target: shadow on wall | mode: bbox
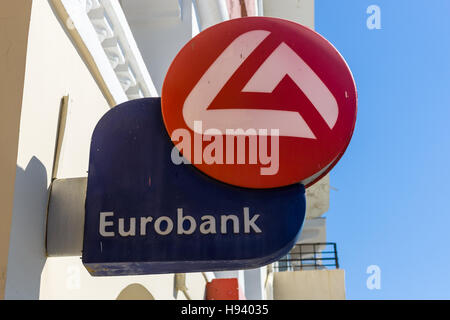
[5,157,48,299]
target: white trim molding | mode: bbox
[59,0,157,104]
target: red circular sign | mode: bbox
[161,17,357,189]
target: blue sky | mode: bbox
[316,0,450,299]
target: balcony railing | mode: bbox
[273,243,339,272]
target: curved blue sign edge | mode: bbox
[82,98,306,276]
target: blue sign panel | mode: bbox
[82,98,306,276]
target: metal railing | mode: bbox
[273,243,339,272]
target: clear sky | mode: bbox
[316,0,450,299]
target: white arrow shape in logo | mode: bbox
[182,30,338,139]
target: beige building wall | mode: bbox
[0,0,33,300]
[39,257,207,300]
[263,0,314,28]
[4,0,110,299]
[273,269,346,300]
[3,0,208,300]
[117,283,155,300]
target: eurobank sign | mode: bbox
[82,99,306,276]
[82,17,357,276]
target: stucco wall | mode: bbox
[4,1,208,300]
[121,0,194,94]
[263,0,314,28]
[4,0,111,299]
[273,269,346,300]
[39,257,207,300]
[0,0,33,300]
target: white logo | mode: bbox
[182,30,339,139]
